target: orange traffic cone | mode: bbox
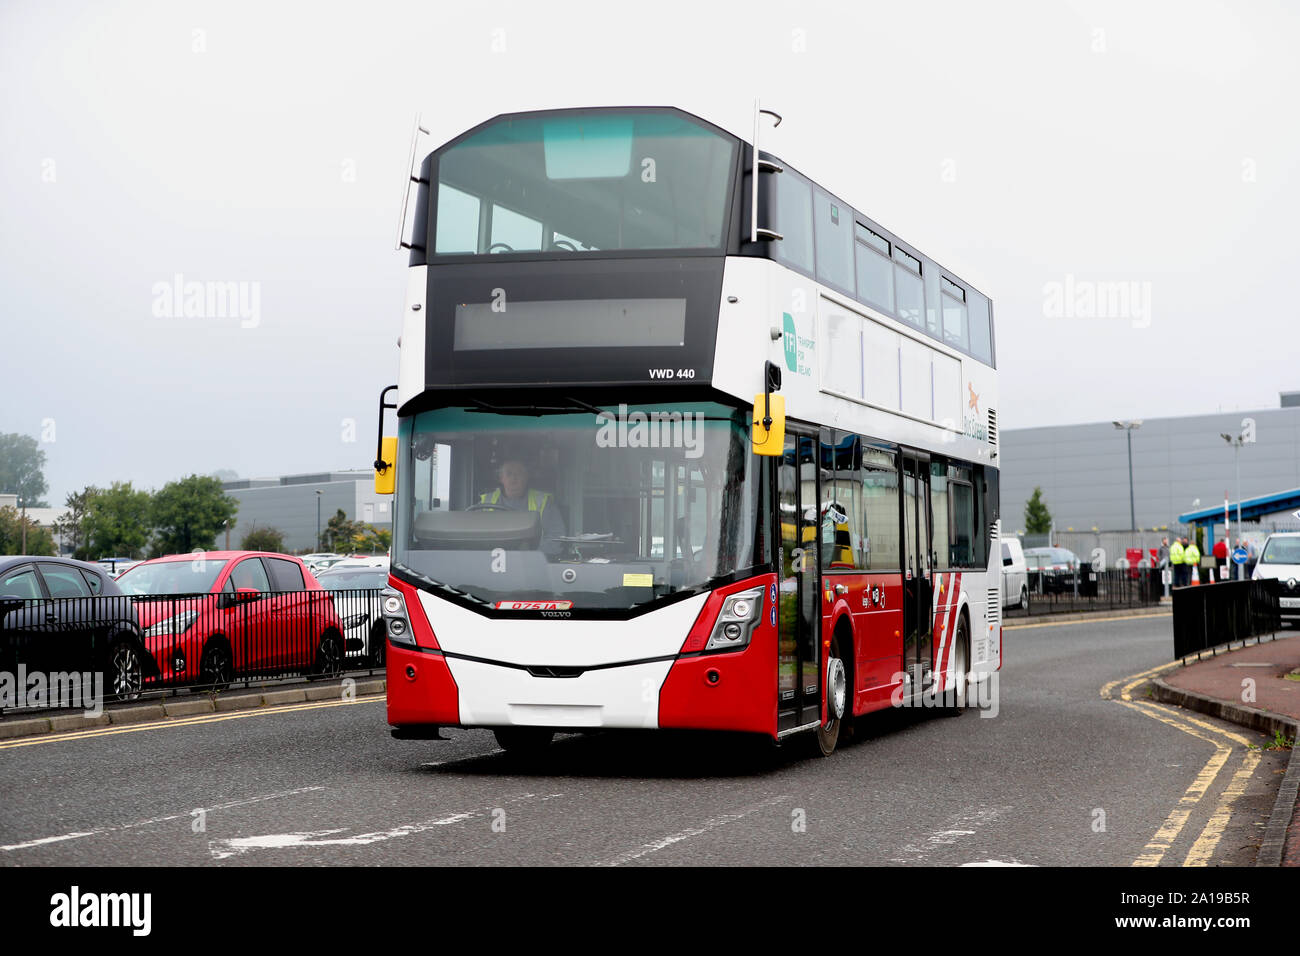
[1191,567,1200,585]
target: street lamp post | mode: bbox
[1220,431,1246,578]
[315,490,323,552]
[1113,420,1143,532]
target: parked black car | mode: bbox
[1024,547,1081,594]
[0,556,151,704]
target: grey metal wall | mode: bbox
[222,473,393,552]
[1001,406,1300,534]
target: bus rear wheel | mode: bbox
[941,617,970,717]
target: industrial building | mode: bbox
[1000,394,1300,541]
[221,471,392,553]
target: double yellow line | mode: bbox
[1101,663,1260,867]
[0,694,386,750]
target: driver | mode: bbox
[480,458,565,553]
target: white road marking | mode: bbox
[207,792,560,860]
[889,806,1012,863]
[599,795,789,867]
[0,785,327,852]
[961,859,1035,867]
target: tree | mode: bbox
[83,482,152,559]
[324,509,366,553]
[361,526,392,553]
[0,506,55,556]
[54,486,100,559]
[150,474,238,556]
[241,526,286,553]
[1024,487,1053,535]
[0,432,49,507]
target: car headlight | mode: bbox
[705,587,765,652]
[144,611,199,637]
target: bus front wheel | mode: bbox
[813,635,847,757]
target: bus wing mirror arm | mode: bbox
[374,384,399,494]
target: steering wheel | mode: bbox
[465,502,512,512]
[487,242,514,254]
[552,239,578,251]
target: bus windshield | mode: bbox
[393,401,762,611]
[433,110,737,255]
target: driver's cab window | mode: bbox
[411,435,451,520]
[671,462,712,567]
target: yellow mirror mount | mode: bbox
[374,436,397,495]
[752,361,785,456]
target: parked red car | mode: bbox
[115,551,343,687]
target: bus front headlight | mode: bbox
[705,587,765,652]
[381,588,415,647]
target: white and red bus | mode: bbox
[376,106,1001,755]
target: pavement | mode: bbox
[1148,630,1300,867]
[0,678,387,740]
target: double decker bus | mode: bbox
[376,106,1000,756]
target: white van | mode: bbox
[1001,538,1029,610]
[1252,532,1300,622]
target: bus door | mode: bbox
[777,430,823,732]
[902,454,933,695]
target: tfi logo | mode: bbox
[783,312,798,372]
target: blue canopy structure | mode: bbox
[1177,488,1300,550]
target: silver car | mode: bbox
[315,564,390,664]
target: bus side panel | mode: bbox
[853,573,906,715]
[658,617,778,736]
[931,571,962,693]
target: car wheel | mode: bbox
[812,634,847,757]
[1019,585,1029,612]
[199,640,233,691]
[312,631,343,678]
[109,639,144,701]
[369,621,387,668]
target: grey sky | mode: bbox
[2,0,1297,505]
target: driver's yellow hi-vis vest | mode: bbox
[481,488,552,514]
[1169,542,1184,565]
[1184,543,1201,565]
